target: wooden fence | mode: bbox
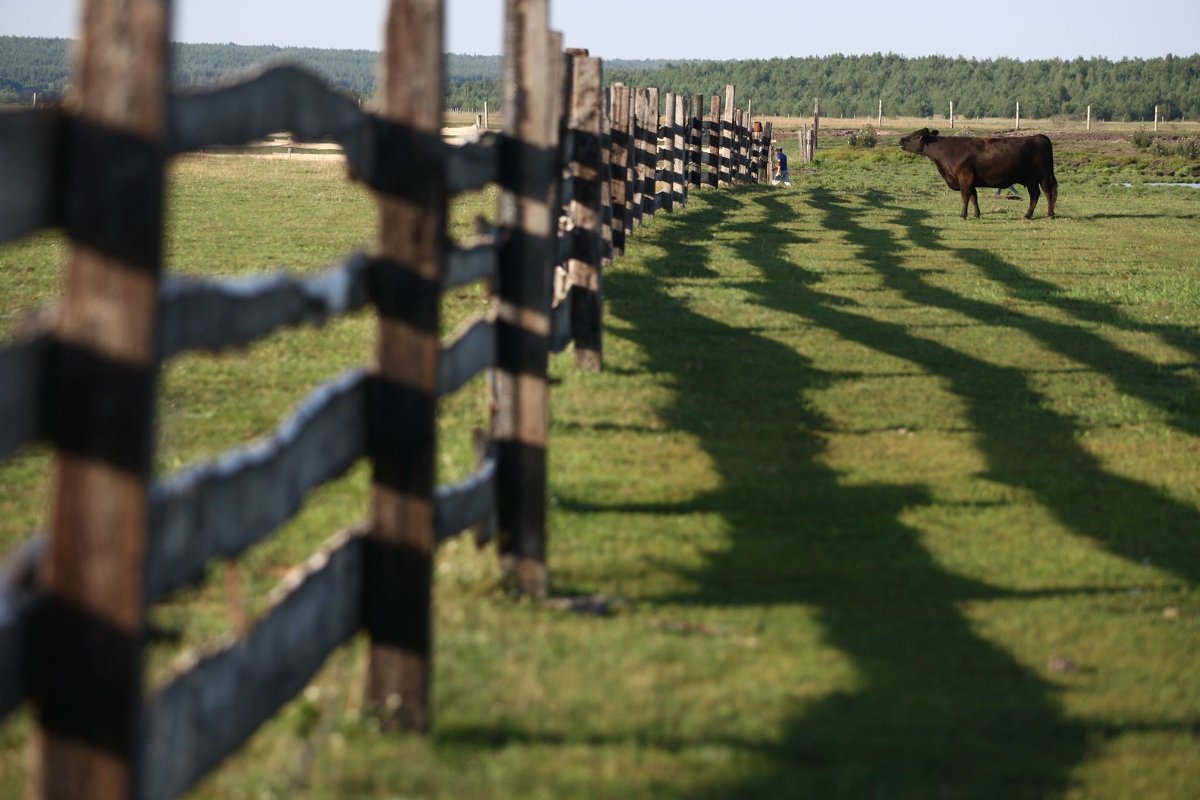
[0,1,773,798]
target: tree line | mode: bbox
[3,36,1197,122]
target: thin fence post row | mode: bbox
[629,88,644,231]
[641,88,659,220]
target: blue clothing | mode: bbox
[777,152,788,171]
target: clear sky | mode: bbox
[2,0,1197,61]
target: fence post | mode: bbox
[1015,101,1020,130]
[707,95,720,187]
[495,0,561,598]
[600,107,613,266]
[32,0,169,796]
[1086,104,1091,131]
[661,92,675,212]
[812,97,820,154]
[1154,105,1159,132]
[608,83,630,256]
[878,98,882,127]
[633,88,650,221]
[950,100,955,129]
[762,121,774,183]
[362,0,446,733]
[674,93,687,205]
[642,88,659,217]
[565,50,604,371]
[629,89,644,231]
[689,93,703,189]
[721,85,735,185]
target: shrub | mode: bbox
[1177,138,1200,160]
[1131,127,1153,148]
[848,125,878,149]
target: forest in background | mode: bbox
[2,36,1198,121]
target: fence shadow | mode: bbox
[808,188,1200,587]
[594,187,1088,798]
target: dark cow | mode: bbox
[899,128,1058,220]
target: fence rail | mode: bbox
[0,0,774,796]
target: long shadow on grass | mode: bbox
[804,188,1200,586]
[883,193,1200,421]
[596,188,1087,798]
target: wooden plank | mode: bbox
[167,65,363,153]
[433,454,497,543]
[363,0,446,733]
[438,316,496,396]
[146,370,368,603]
[141,529,363,800]
[565,52,604,371]
[157,252,371,360]
[445,235,500,290]
[494,0,561,598]
[445,131,501,194]
[689,93,703,188]
[0,334,51,461]
[35,1,170,796]
[0,537,44,723]
[0,110,61,244]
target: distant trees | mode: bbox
[2,36,1197,122]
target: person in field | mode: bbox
[772,146,791,187]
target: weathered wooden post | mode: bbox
[630,89,644,231]
[638,88,658,220]
[707,95,720,187]
[762,121,774,183]
[812,96,820,153]
[599,99,613,266]
[608,83,631,256]
[1154,105,1159,132]
[878,98,882,126]
[363,0,446,733]
[674,93,687,205]
[34,0,169,795]
[1015,101,1021,130]
[661,92,676,212]
[624,88,637,237]
[720,85,735,186]
[950,100,955,129]
[564,50,604,370]
[690,93,703,188]
[1086,104,1091,131]
[494,0,561,598]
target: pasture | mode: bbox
[1,130,1198,798]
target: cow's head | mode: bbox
[899,128,939,154]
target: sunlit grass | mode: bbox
[2,134,1199,799]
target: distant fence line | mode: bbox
[0,2,775,799]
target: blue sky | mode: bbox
[2,0,1197,61]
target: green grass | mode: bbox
[2,135,1200,798]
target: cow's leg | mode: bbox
[959,186,970,219]
[1024,183,1041,220]
[1044,178,1058,218]
[968,186,980,218]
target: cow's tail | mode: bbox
[1043,136,1059,209]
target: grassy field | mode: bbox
[1,129,1199,798]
